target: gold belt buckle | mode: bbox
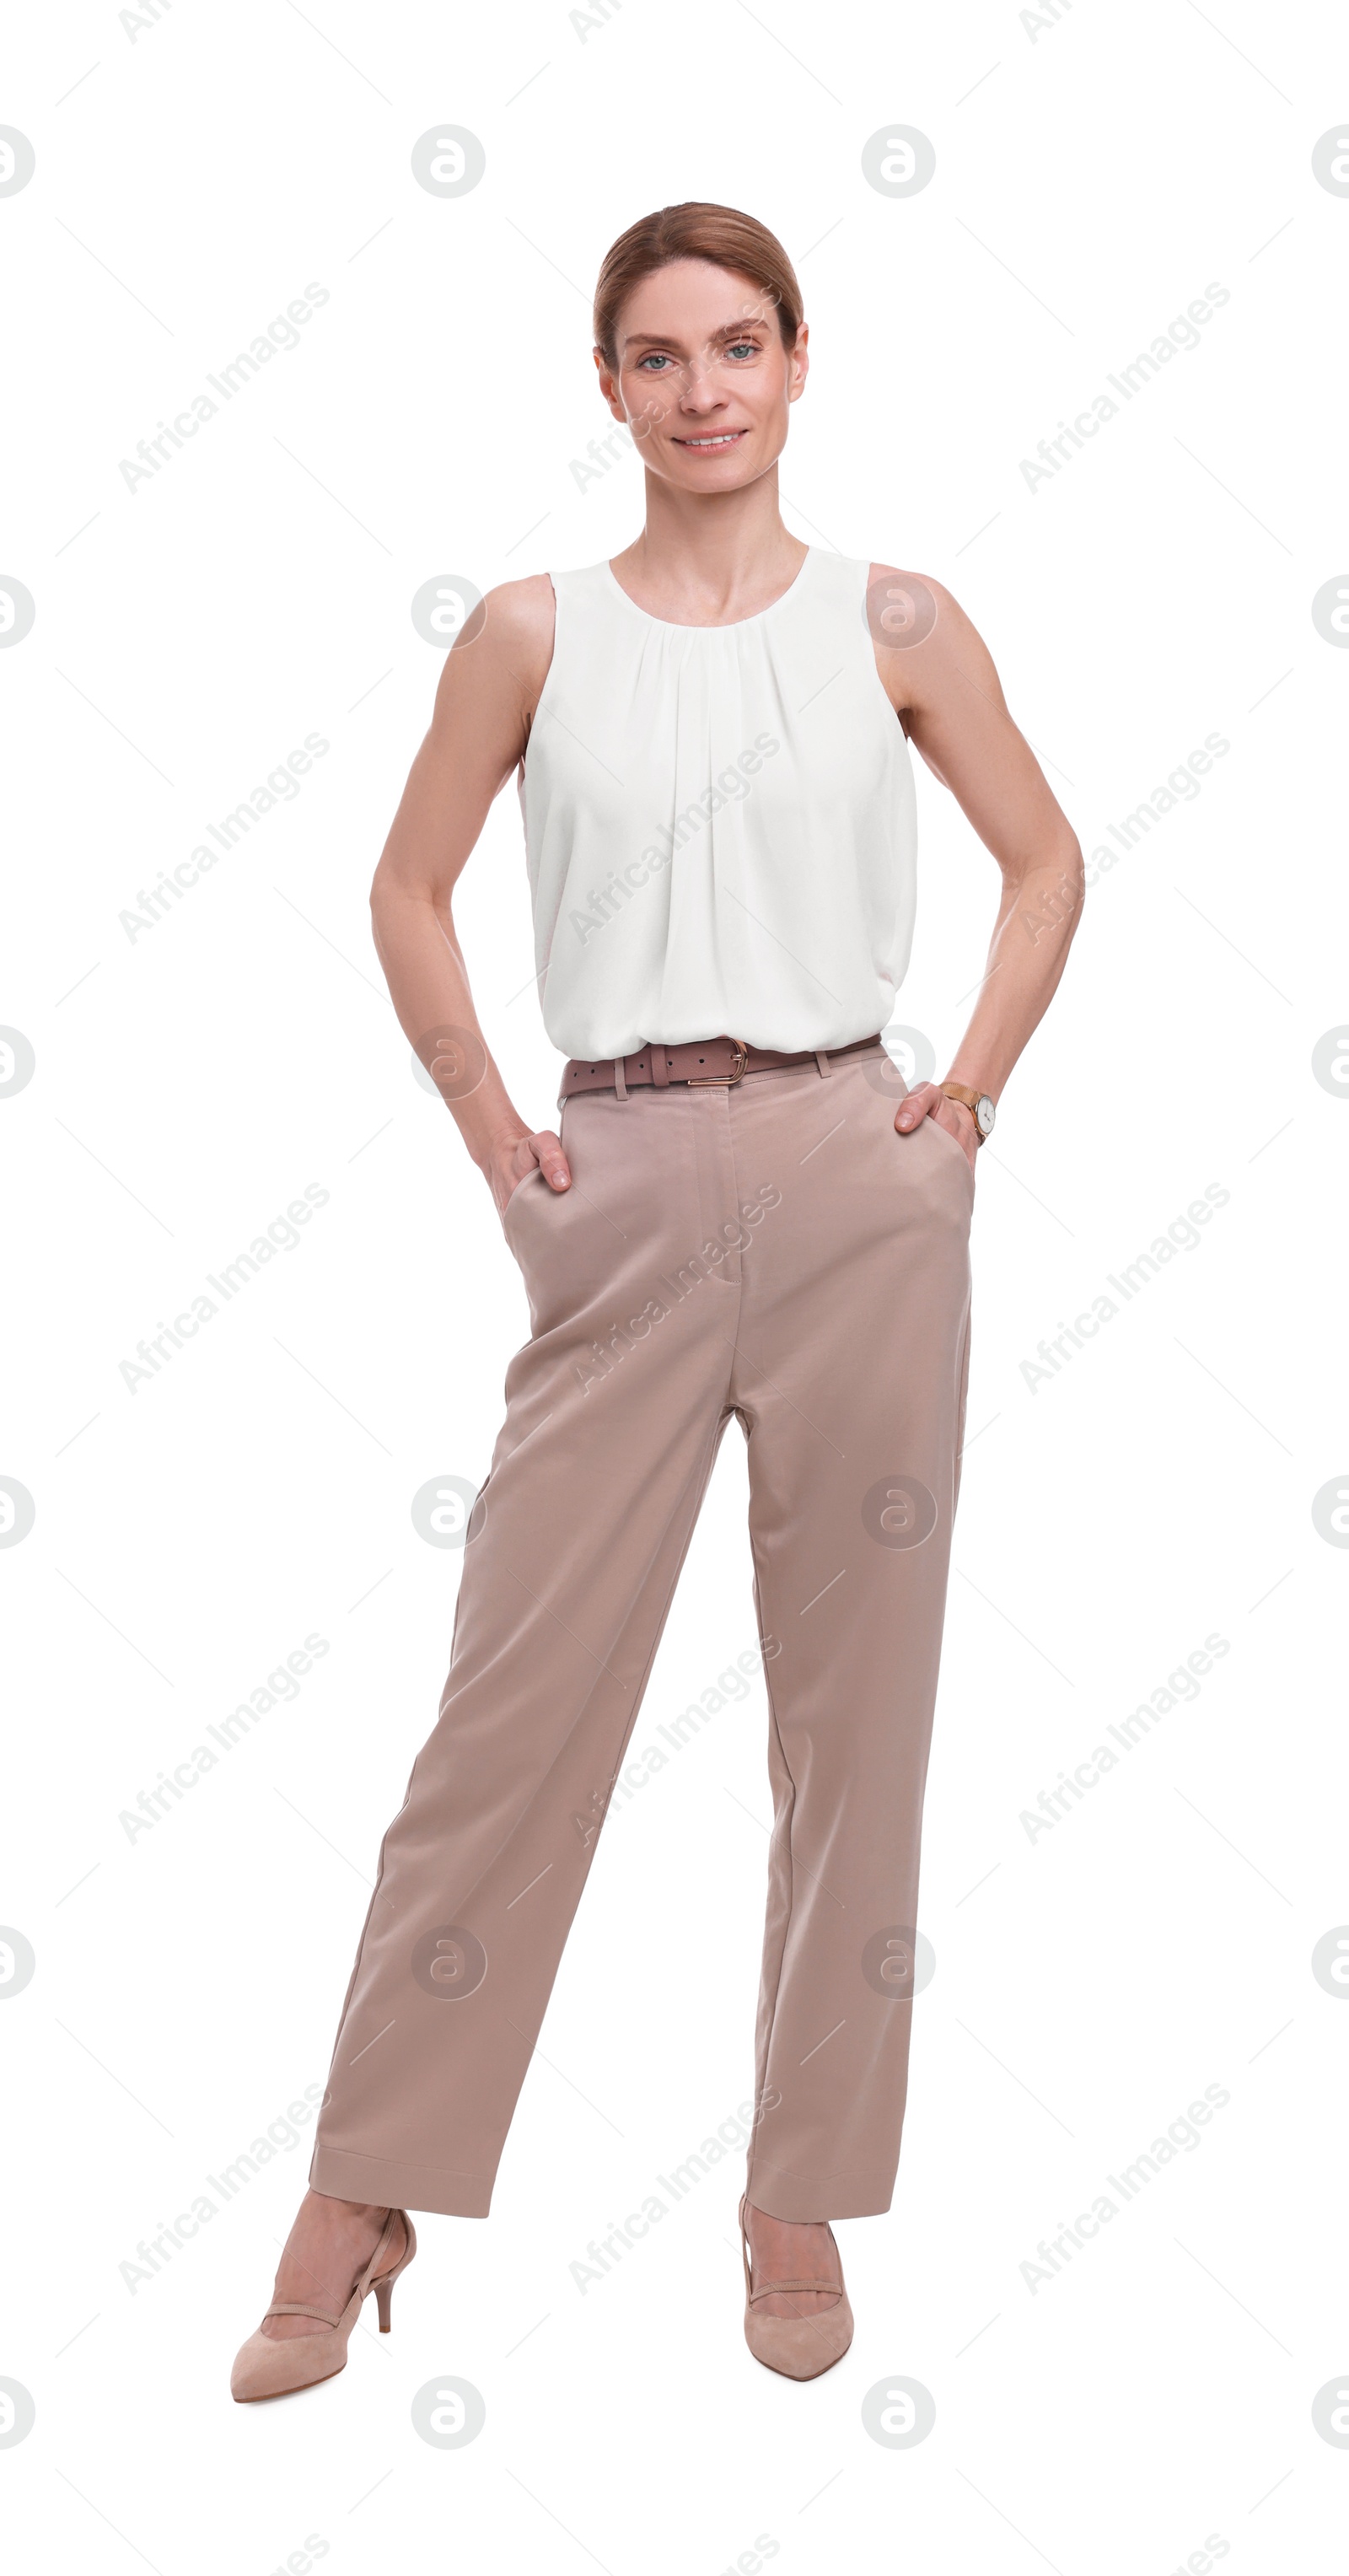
[688,1036,750,1086]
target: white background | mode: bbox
[3,2,1346,2569]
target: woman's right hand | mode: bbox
[490,1127,571,1218]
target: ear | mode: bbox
[593,345,626,426]
[787,320,809,403]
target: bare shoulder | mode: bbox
[865,562,1000,715]
[476,572,556,697]
[428,571,556,738]
[865,562,981,649]
[481,570,556,658]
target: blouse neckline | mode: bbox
[600,547,814,633]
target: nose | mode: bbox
[677,364,727,417]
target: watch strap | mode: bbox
[939,1082,992,1145]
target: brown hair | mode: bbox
[593,202,803,369]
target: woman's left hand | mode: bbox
[894,1081,979,1172]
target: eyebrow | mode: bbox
[621,319,771,353]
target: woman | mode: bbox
[231,201,1083,2396]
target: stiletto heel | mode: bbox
[230,2209,417,2401]
[739,2192,853,2381]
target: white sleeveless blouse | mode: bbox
[519,548,917,1060]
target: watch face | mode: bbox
[976,1094,996,1136]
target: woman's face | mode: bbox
[596,258,808,492]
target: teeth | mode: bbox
[682,433,741,447]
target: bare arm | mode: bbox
[869,566,1085,1164]
[369,573,573,1213]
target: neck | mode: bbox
[616,466,806,622]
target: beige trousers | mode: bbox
[309,1043,973,2221]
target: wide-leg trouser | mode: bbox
[309,1045,973,2221]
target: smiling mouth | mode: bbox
[672,429,748,450]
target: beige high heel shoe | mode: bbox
[739,2193,854,2380]
[230,2208,417,2402]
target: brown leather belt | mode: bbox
[560,1032,884,1099]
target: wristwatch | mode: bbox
[939,1081,996,1143]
